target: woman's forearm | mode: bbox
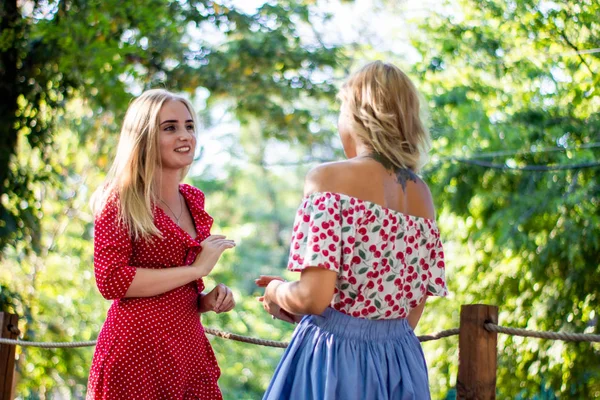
[271,281,322,315]
[124,266,199,298]
[272,281,310,315]
[267,269,337,316]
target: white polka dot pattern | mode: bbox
[87,184,222,400]
[288,192,448,320]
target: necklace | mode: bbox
[160,193,184,226]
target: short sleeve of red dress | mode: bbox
[93,198,137,300]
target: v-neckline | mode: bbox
[157,186,198,241]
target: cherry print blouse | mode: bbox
[288,192,448,320]
[87,184,223,400]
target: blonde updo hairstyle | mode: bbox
[337,61,431,172]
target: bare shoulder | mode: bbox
[407,175,432,197]
[304,161,351,196]
[405,176,436,220]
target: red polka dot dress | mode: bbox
[87,184,222,400]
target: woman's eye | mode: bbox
[187,125,195,131]
[164,125,175,131]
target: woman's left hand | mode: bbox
[255,275,285,288]
[200,283,235,313]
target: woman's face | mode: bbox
[157,100,196,170]
[337,101,357,158]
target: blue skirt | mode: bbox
[263,308,431,400]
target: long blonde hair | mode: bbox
[337,61,431,172]
[91,89,197,239]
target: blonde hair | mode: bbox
[337,61,431,172]
[91,89,197,239]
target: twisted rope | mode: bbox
[485,323,600,343]
[417,328,460,342]
[203,328,288,348]
[2,324,597,349]
[0,327,460,349]
[0,338,97,348]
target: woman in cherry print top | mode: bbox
[257,61,448,400]
[87,89,235,400]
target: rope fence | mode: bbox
[0,327,461,348]
[2,306,599,399]
[418,328,459,342]
[484,323,600,343]
[1,323,598,349]
[0,338,97,349]
[203,327,288,348]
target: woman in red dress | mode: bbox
[87,89,236,399]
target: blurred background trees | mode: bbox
[1,0,598,398]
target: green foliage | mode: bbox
[1,1,343,398]
[412,1,600,398]
[2,0,600,399]
[0,0,342,254]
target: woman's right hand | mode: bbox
[255,275,302,324]
[192,235,236,278]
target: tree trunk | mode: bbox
[0,0,22,234]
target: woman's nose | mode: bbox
[178,131,189,140]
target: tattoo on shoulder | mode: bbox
[366,152,418,191]
[394,168,418,192]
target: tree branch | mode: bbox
[559,30,594,77]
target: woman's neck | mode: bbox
[155,168,182,203]
[353,142,372,159]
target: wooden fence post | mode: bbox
[0,313,19,400]
[457,304,498,400]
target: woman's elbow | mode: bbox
[95,275,129,300]
[305,303,329,315]
[295,269,337,315]
[95,265,135,300]
[98,289,117,300]
[300,296,332,315]
[97,284,125,300]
